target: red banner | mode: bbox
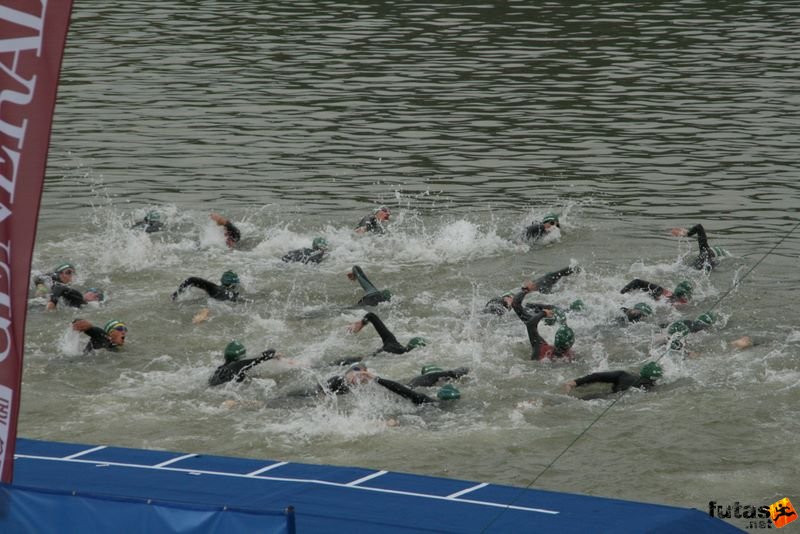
[0,0,73,482]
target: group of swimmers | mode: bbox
[31,207,749,405]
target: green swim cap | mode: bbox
[554,326,575,350]
[673,281,693,299]
[421,365,443,375]
[224,341,246,362]
[381,289,393,301]
[640,362,663,380]
[103,319,127,334]
[220,271,240,286]
[312,237,328,250]
[407,337,427,350]
[697,311,716,326]
[633,302,653,316]
[145,210,162,223]
[667,321,690,337]
[542,213,559,225]
[569,299,585,312]
[437,384,461,401]
[55,262,75,273]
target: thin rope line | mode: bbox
[479,219,800,533]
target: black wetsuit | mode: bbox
[532,266,578,294]
[483,296,510,316]
[407,368,469,388]
[224,221,241,246]
[49,283,87,308]
[319,375,436,405]
[659,319,710,334]
[619,279,687,304]
[687,224,718,271]
[352,265,389,306]
[131,220,164,233]
[511,291,567,360]
[208,350,276,386]
[574,371,656,393]
[172,278,239,302]
[360,312,408,354]
[282,247,325,264]
[355,214,385,234]
[80,327,119,353]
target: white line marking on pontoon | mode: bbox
[447,482,488,499]
[154,454,197,468]
[61,446,106,460]
[345,470,387,486]
[246,462,288,476]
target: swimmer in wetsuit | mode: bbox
[620,279,692,305]
[72,318,127,353]
[308,364,460,405]
[208,341,279,386]
[346,312,426,355]
[523,213,560,242]
[210,212,241,248]
[355,206,391,234]
[282,237,329,264]
[348,265,392,306]
[46,285,104,311]
[33,262,76,296]
[484,267,580,316]
[131,210,165,233]
[564,361,663,396]
[406,365,470,388]
[511,289,575,361]
[671,224,724,271]
[171,270,241,302]
[617,302,654,325]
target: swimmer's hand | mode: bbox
[192,308,210,324]
[563,380,577,393]
[71,319,92,332]
[347,320,365,334]
[210,212,228,226]
[671,227,689,237]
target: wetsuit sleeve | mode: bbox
[353,265,379,294]
[82,327,113,352]
[535,267,577,294]
[281,249,304,263]
[362,312,399,346]
[511,290,534,322]
[223,221,241,244]
[620,278,664,298]
[483,297,507,316]
[375,377,436,405]
[687,224,710,252]
[524,222,545,241]
[407,368,469,388]
[131,220,146,230]
[687,224,716,269]
[174,277,220,298]
[523,310,548,360]
[325,375,351,395]
[574,371,637,392]
[231,350,277,382]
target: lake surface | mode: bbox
[23,1,800,529]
